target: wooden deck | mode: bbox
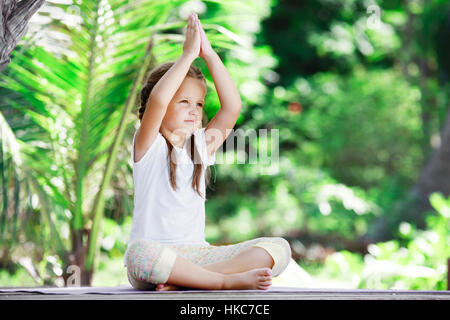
[1,286,449,300]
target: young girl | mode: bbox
[124,13,292,291]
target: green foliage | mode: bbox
[0,268,36,287]
[246,67,424,189]
[302,68,424,187]
[99,216,132,259]
[315,192,449,290]
[93,255,128,287]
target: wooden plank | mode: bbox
[1,289,449,300]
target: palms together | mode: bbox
[183,13,200,57]
[195,15,214,59]
[184,13,214,59]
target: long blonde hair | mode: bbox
[138,62,213,199]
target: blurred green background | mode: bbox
[0,0,449,290]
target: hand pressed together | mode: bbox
[183,13,214,60]
[195,14,214,59]
[183,13,201,59]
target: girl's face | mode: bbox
[161,77,206,137]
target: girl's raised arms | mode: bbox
[134,14,200,163]
[193,15,242,159]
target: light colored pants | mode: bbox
[125,237,292,290]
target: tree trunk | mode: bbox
[410,107,450,217]
[0,0,45,72]
[60,227,93,286]
[368,107,450,242]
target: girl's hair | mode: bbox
[138,62,212,199]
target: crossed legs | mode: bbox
[126,237,291,291]
[159,252,273,291]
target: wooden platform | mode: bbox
[1,285,449,300]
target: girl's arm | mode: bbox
[136,14,200,154]
[195,16,242,158]
[149,13,200,107]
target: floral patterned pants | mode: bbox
[124,237,292,290]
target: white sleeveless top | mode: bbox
[124,127,215,267]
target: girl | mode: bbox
[124,13,292,291]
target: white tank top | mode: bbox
[124,127,215,267]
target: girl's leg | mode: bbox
[198,237,292,277]
[154,244,216,291]
[126,239,272,290]
[165,253,272,290]
[202,246,274,274]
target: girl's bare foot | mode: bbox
[155,268,272,291]
[155,283,182,291]
[223,267,272,290]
